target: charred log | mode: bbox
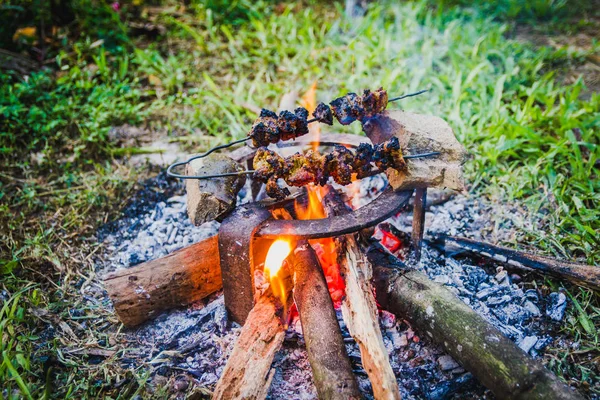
[323,190,401,400]
[212,288,292,400]
[432,235,600,292]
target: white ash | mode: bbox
[98,175,567,399]
[101,195,219,272]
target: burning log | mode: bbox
[104,235,222,327]
[433,235,600,292]
[290,240,361,400]
[368,245,582,400]
[322,191,401,400]
[212,288,292,400]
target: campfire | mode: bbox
[103,89,583,399]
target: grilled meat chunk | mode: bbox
[330,92,364,125]
[253,147,285,181]
[284,150,325,187]
[372,137,406,171]
[250,109,280,147]
[352,142,375,178]
[361,87,388,117]
[313,102,334,125]
[266,177,290,200]
[324,145,355,185]
[278,107,310,141]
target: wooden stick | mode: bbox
[212,288,291,400]
[291,241,361,400]
[104,235,222,327]
[368,244,583,400]
[323,192,401,400]
[411,188,427,262]
[433,236,600,292]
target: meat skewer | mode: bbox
[249,87,423,147]
[167,88,427,180]
[252,137,429,200]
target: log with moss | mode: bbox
[368,244,582,400]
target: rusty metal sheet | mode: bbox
[218,205,272,324]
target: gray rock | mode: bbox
[475,286,502,300]
[523,300,541,317]
[487,295,511,307]
[437,355,460,371]
[546,292,567,321]
[494,270,509,285]
[524,289,539,301]
[518,336,538,353]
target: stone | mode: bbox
[437,355,460,371]
[475,286,502,300]
[362,110,467,191]
[546,292,567,321]
[523,300,541,317]
[518,336,538,354]
[185,154,246,226]
[524,289,539,301]
[494,270,509,285]
[487,295,511,307]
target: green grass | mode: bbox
[0,0,598,398]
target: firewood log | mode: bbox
[104,235,222,327]
[323,191,401,400]
[368,244,583,400]
[212,287,292,400]
[290,241,361,400]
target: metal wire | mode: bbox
[388,89,429,102]
[178,151,441,180]
[167,89,430,180]
[166,136,250,179]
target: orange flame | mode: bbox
[264,239,292,305]
[295,185,346,306]
[300,81,321,152]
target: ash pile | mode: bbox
[97,183,571,400]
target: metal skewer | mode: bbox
[167,89,429,179]
[176,151,441,180]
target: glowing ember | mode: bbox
[295,185,346,306]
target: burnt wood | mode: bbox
[411,188,427,261]
[104,235,222,327]
[290,241,361,399]
[323,191,402,400]
[368,244,583,400]
[212,288,292,400]
[434,236,600,292]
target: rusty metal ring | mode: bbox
[255,187,412,239]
